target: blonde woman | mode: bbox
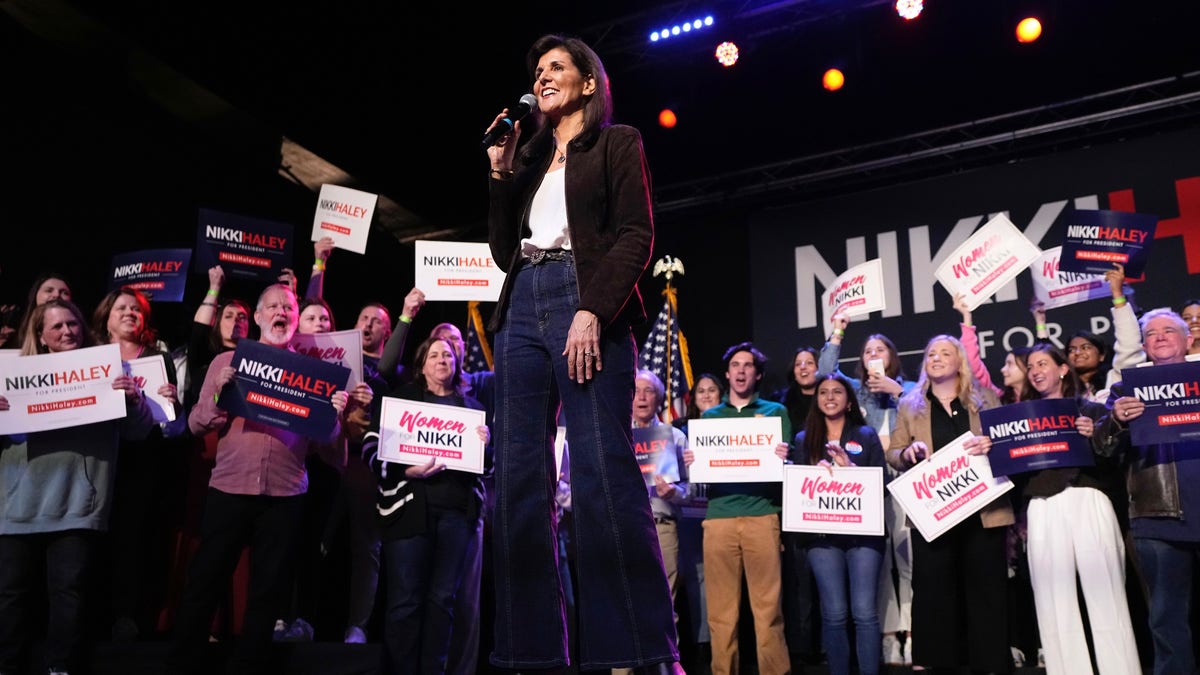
[886,335,1014,673]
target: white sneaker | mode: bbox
[902,636,913,666]
[1011,647,1026,667]
[1037,648,1046,667]
[882,634,903,665]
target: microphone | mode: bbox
[481,93,538,149]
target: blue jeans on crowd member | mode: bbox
[1134,537,1200,675]
[807,537,885,675]
[382,505,480,675]
[490,258,679,670]
[0,530,96,674]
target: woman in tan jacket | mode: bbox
[886,334,1014,674]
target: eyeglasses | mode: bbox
[1067,344,1097,354]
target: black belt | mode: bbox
[525,249,573,266]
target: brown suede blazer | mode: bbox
[885,388,1015,528]
[487,124,653,333]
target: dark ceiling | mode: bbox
[9,0,1200,229]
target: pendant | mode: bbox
[557,152,566,164]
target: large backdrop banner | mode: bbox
[749,127,1200,382]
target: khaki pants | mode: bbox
[703,514,790,675]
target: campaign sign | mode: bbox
[220,340,350,438]
[687,416,784,483]
[289,328,364,388]
[935,214,1042,311]
[1057,208,1157,278]
[312,184,376,254]
[822,258,887,331]
[0,344,127,435]
[1122,360,1200,445]
[414,241,507,302]
[1030,246,1109,310]
[377,397,486,474]
[633,424,681,486]
[124,355,176,424]
[195,208,294,283]
[782,465,885,535]
[888,431,1014,542]
[108,248,192,301]
[981,399,1094,476]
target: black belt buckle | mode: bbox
[527,249,571,266]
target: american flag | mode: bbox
[464,301,494,373]
[638,285,694,422]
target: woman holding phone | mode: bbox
[819,312,917,665]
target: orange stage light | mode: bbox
[823,68,845,91]
[658,109,678,128]
[1016,17,1042,43]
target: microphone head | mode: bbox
[517,93,538,114]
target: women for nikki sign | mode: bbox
[980,399,1094,476]
[220,341,350,438]
[782,465,884,535]
[935,215,1041,311]
[687,416,784,483]
[125,355,176,424]
[1122,361,1200,445]
[289,328,364,387]
[887,431,1013,541]
[377,398,486,474]
[0,345,127,434]
[1030,247,1109,310]
[822,258,886,331]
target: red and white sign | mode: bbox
[125,355,176,424]
[290,328,364,387]
[0,344,127,434]
[782,465,885,535]
[377,397,487,474]
[312,184,376,254]
[687,416,784,483]
[414,241,507,302]
[1030,246,1110,310]
[822,258,887,331]
[887,431,1014,541]
[935,214,1042,311]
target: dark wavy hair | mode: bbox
[801,373,868,466]
[1067,329,1109,392]
[517,34,612,169]
[1024,343,1081,401]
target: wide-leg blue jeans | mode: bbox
[490,258,679,670]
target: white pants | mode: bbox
[1027,486,1141,675]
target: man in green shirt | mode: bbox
[686,342,791,675]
